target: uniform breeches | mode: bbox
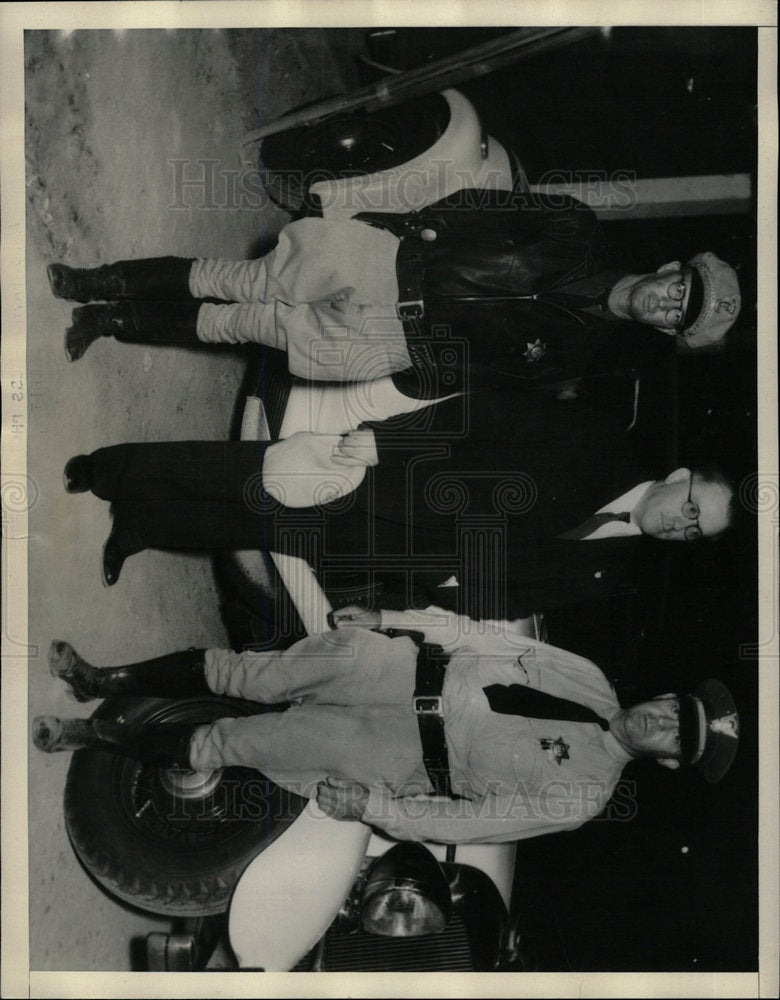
[190,218,411,381]
[191,629,431,797]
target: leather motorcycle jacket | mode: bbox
[354,190,628,396]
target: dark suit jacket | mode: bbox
[402,536,643,620]
[323,390,652,620]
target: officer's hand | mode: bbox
[331,605,381,630]
[316,777,369,821]
[332,430,378,468]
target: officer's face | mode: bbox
[633,468,733,541]
[611,695,681,758]
[626,261,692,332]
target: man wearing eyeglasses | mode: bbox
[604,252,739,346]
[628,465,731,543]
[47,193,742,396]
[62,387,736,616]
[608,267,691,334]
[320,411,737,619]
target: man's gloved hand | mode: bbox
[330,605,381,630]
[331,429,378,468]
[316,776,369,821]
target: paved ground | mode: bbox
[24,27,353,971]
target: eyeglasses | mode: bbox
[664,276,688,331]
[682,472,703,542]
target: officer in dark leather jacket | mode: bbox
[47,191,741,395]
[355,189,639,395]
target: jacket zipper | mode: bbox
[428,292,588,327]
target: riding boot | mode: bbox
[63,454,94,493]
[47,257,195,303]
[48,641,211,702]
[32,715,200,768]
[64,300,202,362]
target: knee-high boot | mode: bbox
[32,715,200,768]
[48,641,212,702]
[48,257,195,303]
[64,300,203,362]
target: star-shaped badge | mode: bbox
[539,736,570,765]
[524,338,546,362]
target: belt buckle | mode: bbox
[397,299,424,321]
[413,695,443,716]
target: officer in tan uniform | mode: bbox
[34,607,739,845]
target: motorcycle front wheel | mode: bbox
[64,695,306,917]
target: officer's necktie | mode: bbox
[556,510,631,540]
[482,684,610,730]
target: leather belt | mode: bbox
[413,641,455,799]
[379,629,455,796]
[352,211,427,322]
[395,237,425,322]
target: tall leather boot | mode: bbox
[32,715,200,767]
[48,641,211,702]
[47,257,195,303]
[64,299,202,362]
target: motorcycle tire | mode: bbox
[63,695,307,917]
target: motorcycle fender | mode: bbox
[228,799,371,970]
[312,89,513,222]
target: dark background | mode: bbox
[365,26,760,972]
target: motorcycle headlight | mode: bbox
[360,843,451,937]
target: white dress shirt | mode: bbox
[586,480,654,539]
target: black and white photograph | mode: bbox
[1,2,777,995]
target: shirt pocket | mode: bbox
[514,651,541,689]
